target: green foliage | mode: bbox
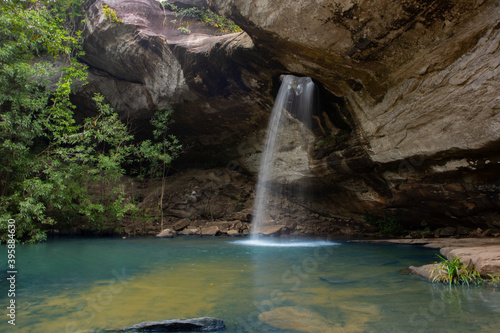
[162,2,242,33]
[137,108,181,230]
[0,0,87,242]
[102,4,123,24]
[431,255,483,287]
[420,220,431,233]
[177,26,191,35]
[138,108,181,178]
[0,1,180,243]
[488,274,500,287]
[363,212,406,236]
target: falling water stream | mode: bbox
[250,75,316,240]
[3,77,499,333]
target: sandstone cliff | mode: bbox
[77,0,500,233]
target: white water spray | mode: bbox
[251,75,316,239]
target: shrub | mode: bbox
[363,212,406,236]
[488,274,500,287]
[102,4,123,23]
[162,2,242,33]
[431,255,483,287]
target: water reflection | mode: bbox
[1,237,499,332]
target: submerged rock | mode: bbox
[319,277,358,286]
[122,317,225,332]
[259,305,378,332]
[258,307,334,332]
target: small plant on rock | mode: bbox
[102,5,123,23]
[431,255,483,287]
[488,274,500,287]
[177,26,191,34]
[161,1,241,33]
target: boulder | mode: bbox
[173,219,191,231]
[178,227,200,235]
[256,225,285,236]
[205,221,232,232]
[165,209,192,219]
[122,317,225,332]
[231,220,243,230]
[201,226,220,236]
[409,264,440,281]
[404,239,500,280]
[439,227,457,237]
[226,229,240,237]
[156,229,176,238]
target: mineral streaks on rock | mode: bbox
[82,0,187,108]
[78,0,500,230]
[350,21,500,163]
[79,0,267,147]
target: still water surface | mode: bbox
[1,237,499,332]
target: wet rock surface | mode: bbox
[258,304,379,332]
[156,228,176,238]
[78,0,272,148]
[116,168,368,238]
[441,245,500,276]
[374,238,500,278]
[121,317,225,332]
[78,0,500,232]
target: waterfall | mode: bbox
[251,75,316,239]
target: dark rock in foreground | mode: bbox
[122,317,225,332]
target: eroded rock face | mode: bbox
[209,0,500,161]
[78,0,500,231]
[441,245,500,276]
[237,117,315,184]
[210,0,500,230]
[78,0,273,147]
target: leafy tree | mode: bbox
[0,0,87,242]
[138,109,181,230]
[0,1,179,242]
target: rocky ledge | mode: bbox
[367,238,500,280]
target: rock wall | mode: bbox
[77,0,500,233]
[78,0,274,147]
[209,0,500,230]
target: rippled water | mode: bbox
[1,237,499,332]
